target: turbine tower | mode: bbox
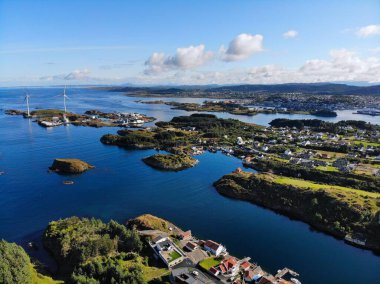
[62,86,69,113]
[24,91,31,117]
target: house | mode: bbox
[172,268,210,284]
[233,167,242,174]
[257,275,277,284]
[284,149,292,156]
[321,153,330,159]
[240,261,251,271]
[262,146,269,152]
[237,137,245,145]
[218,257,239,275]
[179,230,192,240]
[208,267,220,277]
[332,158,349,168]
[185,241,198,251]
[253,141,261,148]
[149,236,185,268]
[204,240,225,256]
[244,270,255,282]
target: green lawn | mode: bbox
[169,250,182,262]
[121,256,169,282]
[315,166,338,172]
[199,257,222,270]
[352,140,380,147]
[273,176,380,198]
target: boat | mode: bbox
[291,278,302,284]
[129,119,145,125]
[28,242,38,250]
[63,180,74,185]
[38,120,63,127]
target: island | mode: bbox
[100,113,263,154]
[143,153,198,171]
[214,171,380,253]
[49,158,94,174]
[138,100,337,117]
[5,108,155,128]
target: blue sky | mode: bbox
[0,0,379,86]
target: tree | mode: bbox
[0,240,33,284]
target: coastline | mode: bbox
[214,172,380,254]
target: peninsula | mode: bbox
[0,214,301,283]
[214,171,380,252]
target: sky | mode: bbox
[0,0,380,86]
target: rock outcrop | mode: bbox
[50,159,94,174]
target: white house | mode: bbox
[204,240,225,256]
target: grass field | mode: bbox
[315,166,338,172]
[273,176,380,198]
[352,140,380,147]
[199,257,222,270]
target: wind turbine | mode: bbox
[24,90,31,117]
[62,86,69,113]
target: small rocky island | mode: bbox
[143,153,198,171]
[49,158,94,174]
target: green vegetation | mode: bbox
[269,118,380,131]
[71,253,145,284]
[315,166,338,172]
[143,153,198,171]
[214,172,380,252]
[0,239,33,284]
[198,257,222,270]
[273,176,380,200]
[249,158,380,193]
[101,128,196,151]
[30,109,68,116]
[31,266,62,284]
[0,240,60,284]
[101,113,263,152]
[168,251,181,262]
[126,214,172,234]
[49,158,95,174]
[43,217,144,281]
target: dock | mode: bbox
[275,267,299,279]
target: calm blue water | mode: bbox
[1,87,380,284]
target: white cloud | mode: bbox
[64,69,91,80]
[220,33,264,62]
[356,24,380,37]
[283,30,298,39]
[40,69,91,81]
[136,49,380,85]
[144,44,213,74]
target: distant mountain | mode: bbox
[104,83,380,95]
[205,83,380,95]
